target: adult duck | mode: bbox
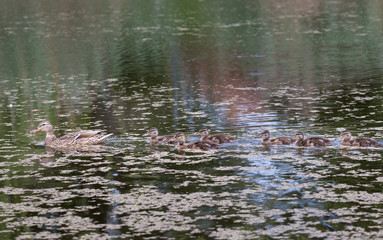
[30,121,112,149]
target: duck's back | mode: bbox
[157,135,176,143]
[304,137,332,147]
[351,138,380,147]
[186,141,219,151]
[208,134,236,144]
[270,137,291,145]
[52,130,111,148]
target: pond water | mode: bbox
[1,0,383,239]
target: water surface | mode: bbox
[1,0,383,239]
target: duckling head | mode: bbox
[171,132,186,144]
[291,131,305,142]
[143,127,159,138]
[257,130,270,139]
[337,130,352,141]
[194,128,210,136]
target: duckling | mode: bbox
[337,130,380,147]
[257,130,291,145]
[291,131,332,147]
[194,128,236,144]
[143,127,176,144]
[30,121,113,149]
[171,132,219,151]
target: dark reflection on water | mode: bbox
[1,0,383,239]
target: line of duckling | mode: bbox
[143,127,381,150]
[143,127,236,151]
[29,121,380,151]
[258,130,380,147]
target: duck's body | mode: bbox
[143,127,176,144]
[338,130,380,147]
[258,130,291,145]
[195,128,236,144]
[292,131,332,147]
[172,132,219,151]
[30,121,112,149]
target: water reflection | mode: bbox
[1,0,383,239]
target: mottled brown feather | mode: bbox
[172,132,219,151]
[143,127,176,144]
[30,121,112,149]
[338,130,380,147]
[196,128,236,144]
[292,131,332,147]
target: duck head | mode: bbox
[291,131,305,142]
[337,130,352,141]
[170,132,186,144]
[30,121,54,134]
[257,130,270,140]
[194,128,210,136]
[143,127,159,138]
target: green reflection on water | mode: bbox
[1,0,383,239]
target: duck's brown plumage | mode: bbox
[143,127,176,144]
[171,132,219,151]
[195,128,236,144]
[30,121,112,149]
[338,130,380,147]
[292,131,332,147]
[258,130,291,145]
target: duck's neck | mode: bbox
[262,138,270,144]
[295,138,304,146]
[345,136,353,142]
[342,136,354,144]
[177,141,186,149]
[200,135,209,141]
[150,136,159,143]
[45,132,57,145]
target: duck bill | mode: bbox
[193,132,201,136]
[143,132,150,137]
[169,137,178,143]
[29,128,41,133]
